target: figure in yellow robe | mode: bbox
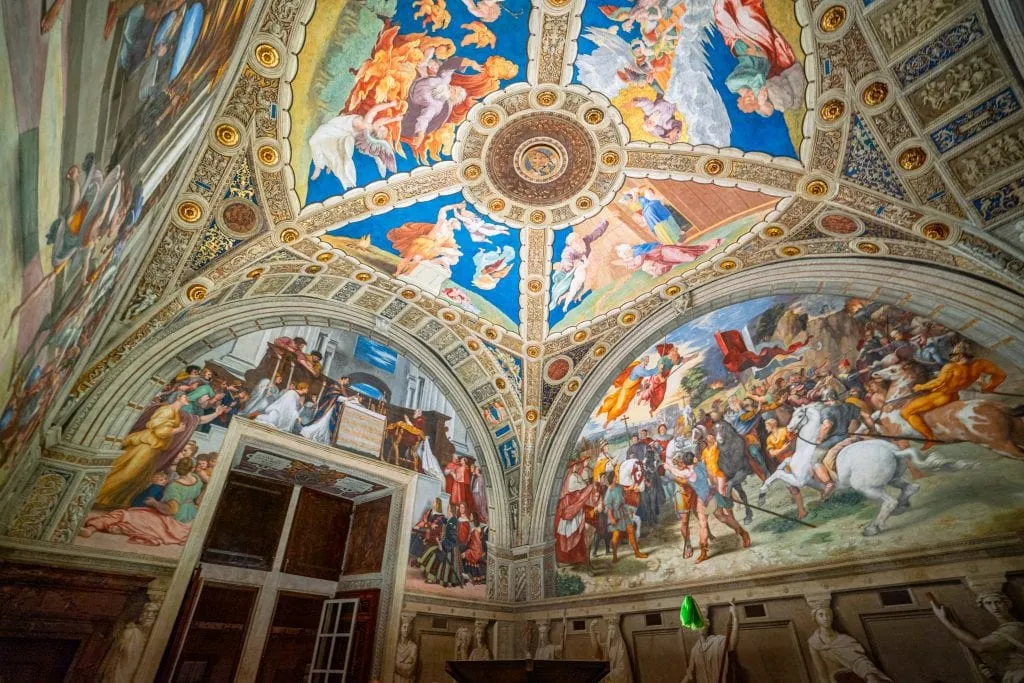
[94,395,223,510]
[596,356,658,427]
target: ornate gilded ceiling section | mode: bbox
[63,0,1024,540]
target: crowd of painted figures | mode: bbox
[409,494,489,588]
[557,299,1019,570]
[75,335,433,548]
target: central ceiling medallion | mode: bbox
[454,84,627,229]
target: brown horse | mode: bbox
[871,363,1024,459]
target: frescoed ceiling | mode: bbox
[31,0,1024,547]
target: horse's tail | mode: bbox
[894,447,976,472]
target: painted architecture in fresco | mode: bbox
[75,324,491,596]
[0,0,255,485]
[553,295,1024,595]
[549,180,777,330]
[291,0,530,206]
[575,0,807,156]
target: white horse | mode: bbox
[758,403,972,536]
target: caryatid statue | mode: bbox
[534,621,563,660]
[806,600,892,683]
[933,589,1024,682]
[469,619,492,661]
[591,616,633,683]
[394,613,418,683]
[683,601,738,683]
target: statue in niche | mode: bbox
[590,617,632,683]
[455,626,472,660]
[807,605,892,683]
[534,621,563,660]
[933,591,1024,682]
[683,601,738,683]
[394,613,418,683]
[101,600,160,683]
[469,620,492,661]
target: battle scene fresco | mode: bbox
[290,0,530,206]
[575,0,807,156]
[322,191,521,330]
[0,1,254,486]
[553,294,1024,596]
[549,180,777,331]
[74,325,490,573]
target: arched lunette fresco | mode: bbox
[60,296,514,562]
[533,258,1024,596]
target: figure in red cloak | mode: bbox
[715,329,811,373]
[445,455,476,515]
[553,457,602,566]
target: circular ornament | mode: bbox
[898,147,927,171]
[819,5,847,32]
[820,99,845,121]
[254,43,280,69]
[220,199,259,236]
[819,213,861,236]
[703,158,725,175]
[186,284,208,302]
[177,200,203,224]
[215,123,240,148]
[922,222,951,241]
[257,145,279,166]
[862,82,889,107]
[806,179,830,197]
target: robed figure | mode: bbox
[554,458,601,566]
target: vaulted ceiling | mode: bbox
[35,0,1024,537]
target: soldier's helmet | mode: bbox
[951,341,972,359]
[821,388,840,402]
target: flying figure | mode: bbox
[308,101,401,190]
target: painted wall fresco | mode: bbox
[407,465,489,598]
[291,0,530,206]
[322,192,521,330]
[574,0,807,156]
[553,295,1024,596]
[549,180,776,331]
[75,325,489,566]
[0,1,255,486]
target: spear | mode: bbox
[729,494,817,528]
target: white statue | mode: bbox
[534,621,563,660]
[101,601,160,683]
[454,626,472,660]
[394,613,418,683]
[591,617,632,683]
[683,601,738,683]
[469,620,492,661]
[933,591,1024,682]
[807,605,892,683]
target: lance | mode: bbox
[729,494,817,528]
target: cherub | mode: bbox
[461,0,504,23]
[413,0,452,30]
